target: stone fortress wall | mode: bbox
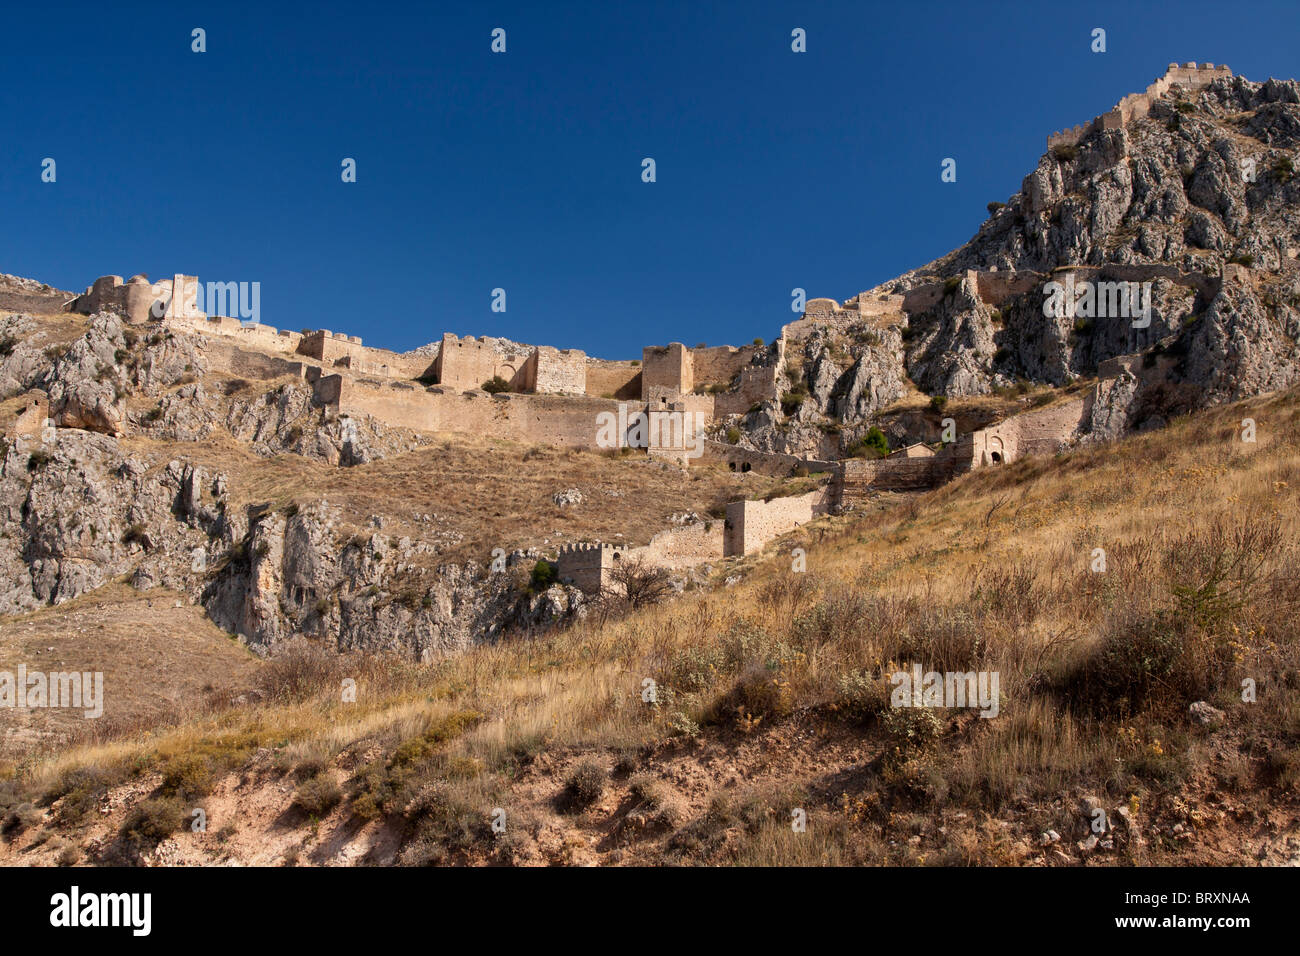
[431,333,586,394]
[61,262,1173,592]
[641,342,763,413]
[724,487,833,557]
[73,273,204,326]
[585,359,643,400]
[316,374,621,448]
[1046,62,1233,149]
[836,393,1093,502]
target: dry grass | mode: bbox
[0,583,261,764]
[112,430,785,568]
[4,387,1300,865]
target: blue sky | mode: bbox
[1,1,1296,358]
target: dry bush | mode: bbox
[291,775,342,817]
[559,760,606,812]
[119,797,186,852]
[589,557,675,626]
[1160,513,1284,629]
[257,638,349,702]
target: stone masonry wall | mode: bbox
[839,455,960,500]
[690,344,760,387]
[724,487,831,557]
[585,360,642,399]
[518,346,587,394]
[641,343,693,397]
[713,365,779,417]
[433,334,504,390]
[634,521,726,570]
[323,376,618,448]
[1046,62,1232,148]
[555,543,626,593]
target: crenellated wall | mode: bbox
[555,542,628,593]
[1046,62,1233,148]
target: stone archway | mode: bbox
[987,435,1005,465]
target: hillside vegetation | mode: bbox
[3,385,1297,866]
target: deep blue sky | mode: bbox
[2,1,1296,358]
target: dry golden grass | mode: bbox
[5,386,1300,866]
[0,582,261,765]
[117,427,788,566]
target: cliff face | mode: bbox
[0,312,584,658]
[748,71,1300,457]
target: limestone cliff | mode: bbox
[749,68,1300,453]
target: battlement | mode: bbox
[431,332,585,394]
[555,541,629,593]
[1047,62,1233,149]
[71,273,204,325]
[640,341,764,411]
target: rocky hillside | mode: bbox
[0,309,782,666]
[735,71,1300,458]
[4,385,1296,866]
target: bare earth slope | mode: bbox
[2,386,1296,866]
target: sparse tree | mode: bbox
[592,556,674,624]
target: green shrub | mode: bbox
[159,755,216,801]
[47,767,111,827]
[481,376,510,394]
[1051,143,1078,161]
[861,426,889,458]
[530,559,557,592]
[712,664,793,725]
[880,707,943,755]
[725,427,741,444]
[929,395,947,412]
